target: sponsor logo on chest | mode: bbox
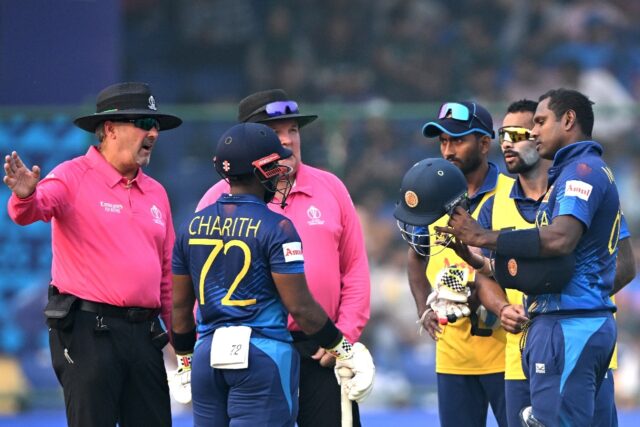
[100,201,123,214]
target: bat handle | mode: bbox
[338,366,354,427]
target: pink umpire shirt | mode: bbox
[8,146,174,330]
[197,163,370,343]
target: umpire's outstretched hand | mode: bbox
[3,151,40,198]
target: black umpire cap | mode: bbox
[74,82,182,132]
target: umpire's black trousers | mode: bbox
[294,336,361,427]
[49,309,171,427]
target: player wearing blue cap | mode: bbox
[439,89,629,426]
[401,101,511,427]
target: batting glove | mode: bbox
[330,339,375,402]
[429,266,472,325]
[169,353,192,404]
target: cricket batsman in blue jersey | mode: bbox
[438,88,627,426]
[169,123,375,426]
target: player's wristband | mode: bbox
[496,228,540,258]
[172,328,196,354]
[307,318,343,350]
[326,336,354,360]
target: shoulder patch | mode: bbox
[565,180,592,201]
[282,242,304,262]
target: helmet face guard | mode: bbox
[396,191,469,257]
[396,222,454,257]
[252,153,293,207]
[393,158,469,257]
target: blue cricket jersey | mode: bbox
[172,194,305,342]
[530,141,622,314]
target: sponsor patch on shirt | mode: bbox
[535,363,546,374]
[100,201,123,214]
[564,180,592,201]
[282,242,304,262]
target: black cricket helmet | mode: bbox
[393,158,468,256]
[214,123,293,206]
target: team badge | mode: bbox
[405,191,418,208]
[222,160,231,172]
[576,163,592,177]
[148,96,157,110]
[507,258,518,277]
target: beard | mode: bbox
[506,149,539,174]
[454,154,483,176]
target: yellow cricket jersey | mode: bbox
[426,173,514,375]
[491,180,532,380]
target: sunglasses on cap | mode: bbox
[498,126,532,144]
[115,118,160,131]
[249,101,299,119]
[438,102,493,134]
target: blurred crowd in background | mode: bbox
[2,0,640,413]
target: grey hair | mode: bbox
[95,122,106,143]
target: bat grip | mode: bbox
[338,366,354,427]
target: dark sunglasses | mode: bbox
[116,118,160,131]
[498,126,532,144]
[438,102,493,134]
[249,101,299,119]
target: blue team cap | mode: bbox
[422,101,495,139]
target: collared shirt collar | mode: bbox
[85,146,146,193]
[509,177,539,202]
[468,162,499,213]
[288,163,314,197]
[548,141,603,186]
[219,193,265,205]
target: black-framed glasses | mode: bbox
[498,126,532,144]
[116,118,160,131]
[438,102,492,134]
[248,101,299,119]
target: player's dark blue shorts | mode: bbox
[191,334,300,427]
[505,379,530,427]
[437,372,507,427]
[522,311,616,426]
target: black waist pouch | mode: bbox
[44,292,79,330]
[150,317,169,350]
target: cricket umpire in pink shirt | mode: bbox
[197,89,371,426]
[3,82,182,427]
